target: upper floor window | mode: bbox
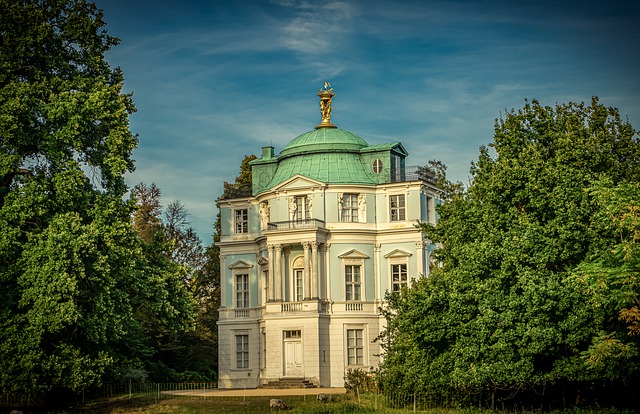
[391,263,408,292]
[391,155,402,182]
[290,195,310,221]
[234,209,248,233]
[372,159,383,174]
[294,268,304,301]
[235,273,248,308]
[389,195,406,221]
[340,193,359,223]
[345,264,362,301]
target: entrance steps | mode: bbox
[261,378,317,389]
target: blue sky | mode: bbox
[97,0,640,246]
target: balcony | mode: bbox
[389,165,437,185]
[267,218,326,231]
[264,299,331,315]
[281,302,303,312]
[219,307,260,320]
[333,301,378,314]
[234,309,250,318]
[345,302,364,311]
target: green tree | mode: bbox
[378,98,640,408]
[0,0,192,398]
[219,155,256,200]
[180,154,258,380]
[131,182,163,243]
[572,178,640,368]
[129,182,218,381]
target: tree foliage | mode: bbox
[219,155,256,200]
[0,0,193,398]
[128,182,223,382]
[378,98,640,409]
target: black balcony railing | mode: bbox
[396,165,437,185]
[267,218,326,231]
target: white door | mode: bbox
[284,340,303,377]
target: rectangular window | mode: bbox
[293,196,309,221]
[262,332,267,369]
[236,334,249,369]
[347,329,364,366]
[392,155,403,182]
[236,274,248,308]
[391,264,408,292]
[341,193,359,222]
[389,195,406,221]
[345,265,361,301]
[262,269,269,304]
[294,269,304,301]
[284,330,301,339]
[234,209,248,233]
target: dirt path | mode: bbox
[164,387,346,397]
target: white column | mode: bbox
[416,240,424,278]
[311,241,319,299]
[267,244,274,301]
[325,243,331,301]
[424,239,432,277]
[257,254,263,306]
[374,244,381,302]
[302,241,310,300]
[284,246,291,301]
[274,244,282,301]
[220,255,227,308]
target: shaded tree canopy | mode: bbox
[0,0,193,399]
[129,183,217,382]
[378,98,640,409]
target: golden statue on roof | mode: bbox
[316,82,337,129]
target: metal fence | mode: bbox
[86,381,218,401]
[3,383,479,412]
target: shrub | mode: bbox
[344,368,377,394]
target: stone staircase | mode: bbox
[261,378,317,389]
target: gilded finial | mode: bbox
[316,82,337,129]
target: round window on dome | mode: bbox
[373,159,383,174]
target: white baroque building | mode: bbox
[216,85,440,389]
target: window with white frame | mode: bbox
[235,273,248,308]
[389,194,406,221]
[340,193,359,222]
[345,264,362,301]
[372,159,383,174]
[391,263,408,292]
[235,334,249,368]
[262,269,269,305]
[346,329,364,366]
[234,208,248,233]
[294,268,304,301]
[261,332,266,369]
[293,196,309,221]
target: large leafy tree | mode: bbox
[379,98,640,408]
[0,0,192,398]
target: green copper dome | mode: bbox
[264,151,377,188]
[280,128,369,157]
[250,85,409,195]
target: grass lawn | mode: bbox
[76,394,370,414]
[28,393,636,414]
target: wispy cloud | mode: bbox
[100,0,640,246]
[276,0,357,54]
